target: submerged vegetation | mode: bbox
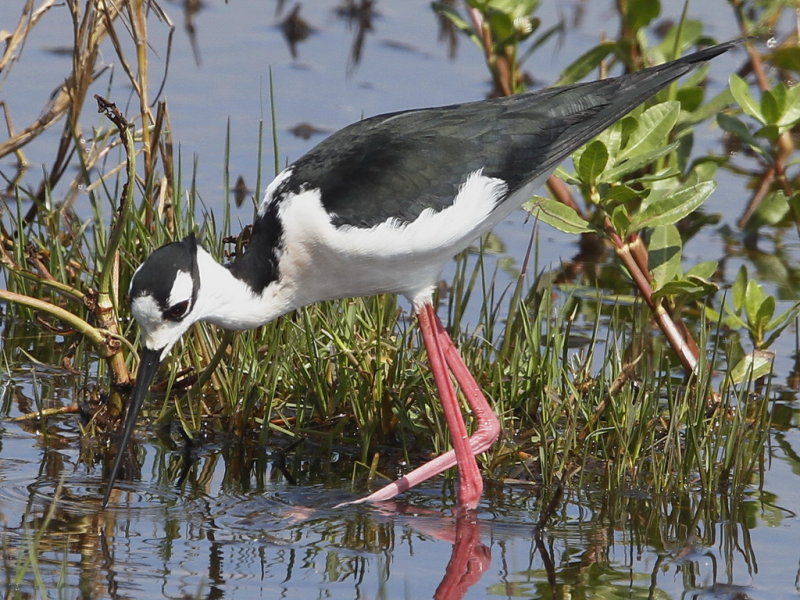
[0,0,798,526]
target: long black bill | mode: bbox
[102,346,162,507]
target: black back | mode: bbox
[269,41,738,228]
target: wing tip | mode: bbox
[682,37,751,65]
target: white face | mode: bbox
[130,269,197,361]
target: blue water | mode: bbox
[2,370,798,599]
[1,1,799,598]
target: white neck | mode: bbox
[193,247,296,330]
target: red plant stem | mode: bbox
[738,167,775,229]
[617,245,698,375]
[604,219,699,375]
[546,175,583,217]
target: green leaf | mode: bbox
[629,180,715,230]
[624,0,660,33]
[626,165,681,185]
[685,274,719,296]
[597,120,623,160]
[731,265,747,313]
[652,276,717,302]
[729,74,763,123]
[577,140,608,184]
[649,224,682,289]
[788,192,800,218]
[755,123,780,141]
[618,101,680,161]
[689,159,719,183]
[717,113,764,154]
[704,304,722,322]
[778,83,800,128]
[487,11,515,43]
[772,83,787,117]
[603,184,641,209]
[765,301,800,346]
[755,295,775,330]
[653,20,703,58]
[770,46,800,73]
[601,141,679,182]
[749,190,789,228]
[719,303,749,330]
[683,87,733,127]
[611,205,630,237]
[686,260,717,280]
[432,3,483,51]
[556,41,618,85]
[676,86,704,112]
[729,350,774,385]
[744,279,766,326]
[761,88,781,125]
[524,195,593,234]
[485,0,539,18]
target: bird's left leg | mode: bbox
[337,303,500,510]
[418,301,483,507]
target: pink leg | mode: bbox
[336,303,500,511]
[418,302,482,507]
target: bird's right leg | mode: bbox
[336,303,500,510]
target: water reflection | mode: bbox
[274,0,378,69]
[2,389,797,599]
[280,4,313,60]
[431,513,490,599]
[0,367,795,597]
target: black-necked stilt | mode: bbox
[102,41,739,509]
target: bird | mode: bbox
[102,40,739,509]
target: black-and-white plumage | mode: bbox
[103,41,740,509]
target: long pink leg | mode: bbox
[337,303,500,510]
[419,302,482,507]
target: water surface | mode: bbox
[1,1,799,598]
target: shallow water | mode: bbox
[2,1,800,598]
[3,362,799,598]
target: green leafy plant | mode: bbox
[527,95,721,375]
[556,4,714,85]
[719,75,800,229]
[704,265,799,382]
[433,0,561,95]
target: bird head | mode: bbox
[129,233,203,361]
[103,233,202,505]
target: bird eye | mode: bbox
[163,300,190,321]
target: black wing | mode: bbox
[274,41,738,229]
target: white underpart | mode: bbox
[274,168,550,308]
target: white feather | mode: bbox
[258,167,294,216]
[275,169,511,307]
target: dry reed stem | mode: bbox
[0,0,58,73]
[0,2,117,159]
